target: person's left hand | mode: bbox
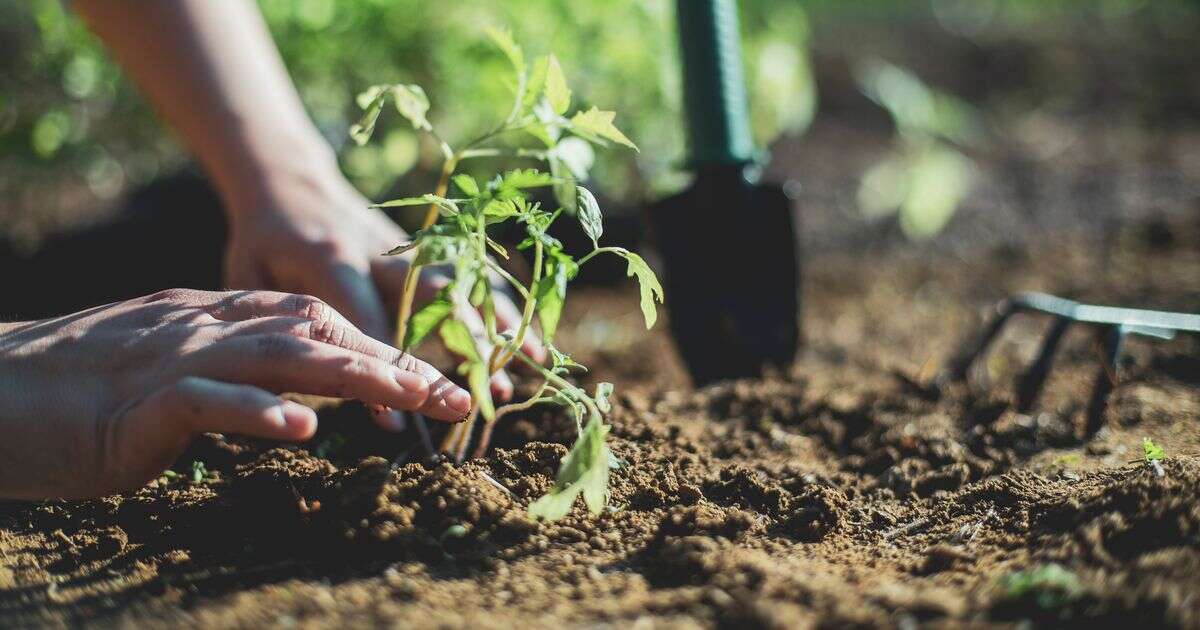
[221,166,545,405]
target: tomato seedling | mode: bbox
[350,29,662,521]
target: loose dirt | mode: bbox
[2,214,1198,628]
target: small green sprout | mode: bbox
[1142,437,1166,477]
[999,564,1082,612]
[191,460,210,483]
[158,469,180,484]
[351,29,660,521]
[1142,437,1165,461]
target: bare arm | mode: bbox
[73,0,333,206]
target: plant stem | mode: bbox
[492,240,541,373]
[394,156,457,349]
[576,246,626,268]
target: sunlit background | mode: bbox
[1,0,1197,255]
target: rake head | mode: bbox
[937,293,1200,433]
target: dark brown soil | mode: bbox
[2,213,1198,628]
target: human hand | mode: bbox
[221,167,546,402]
[0,289,471,500]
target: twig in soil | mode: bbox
[884,517,931,540]
[953,508,995,544]
[478,470,517,500]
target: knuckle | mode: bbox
[147,288,198,304]
[306,316,348,348]
[393,353,419,373]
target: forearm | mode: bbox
[74,0,338,210]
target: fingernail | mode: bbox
[280,401,316,430]
[444,386,473,415]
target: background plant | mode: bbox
[351,30,662,521]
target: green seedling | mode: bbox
[1141,437,1165,477]
[350,29,661,521]
[999,564,1082,613]
[190,460,212,483]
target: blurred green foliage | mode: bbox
[0,0,814,211]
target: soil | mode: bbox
[2,213,1198,628]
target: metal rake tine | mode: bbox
[937,299,1015,386]
[1084,324,1128,436]
[1015,315,1072,413]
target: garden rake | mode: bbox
[938,292,1200,433]
[648,0,801,386]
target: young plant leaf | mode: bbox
[549,344,586,372]
[594,382,614,414]
[485,27,525,76]
[544,54,572,115]
[413,235,467,266]
[439,318,479,361]
[549,156,577,213]
[452,174,480,197]
[349,90,387,145]
[1143,437,1165,461]
[576,186,603,247]
[467,360,495,421]
[390,84,432,131]
[528,414,611,521]
[534,273,564,344]
[523,55,549,112]
[610,249,663,328]
[403,290,453,350]
[570,107,638,151]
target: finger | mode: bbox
[370,407,408,432]
[492,290,547,365]
[106,377,317,495]
[210,313,475,421]
[208,291,356,330]
[301,256,390,342]
[179,333,471,422]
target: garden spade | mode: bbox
[649,0,800,385]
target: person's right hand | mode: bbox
[0,289,472,501]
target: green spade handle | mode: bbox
[674,0,756,167]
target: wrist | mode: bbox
[207,124,344,217]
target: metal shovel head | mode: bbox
[648,167,800,386]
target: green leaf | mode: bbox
[403,290,453,350]
[383,240,418,257]
[534,274,564,344]
[576,186,603,247]
[594,382,614,414]
[452,174,480,197]
[485,27,525,76]
[611,249,663,329]
[1143,437,1165,462]
[390,84,431,131]
[549,344,586,373]
[349,90,387,145]
[528,414,611,521]
[413,235,467,266]
[498,168,554,190]
[570,107,638,151]
[523,55,549,112]
[544,54,571,115]
[438,318,479,362]
[486,236,509,259]
[549,156,577,214]
[467,360,494,421]
[371,194,461,217]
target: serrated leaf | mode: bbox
[523,55,549,112]
[570,107,638,151]
[499,168,554,190]
[545,54,571,115]
[594,382,614,414]
[576,186,603,247]
[403,290,452,350]
[611,248,663,329]
[528,414,611,521]
[390,84,431,131]
[485,27,525,76]
[452,174,479,197]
